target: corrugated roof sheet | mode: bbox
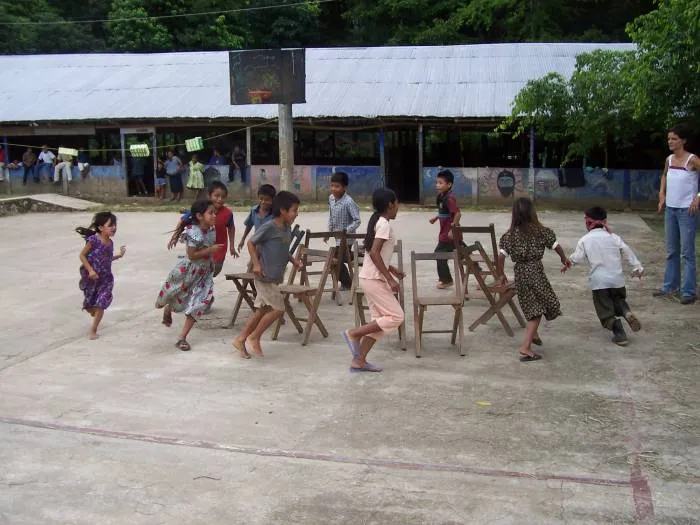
[0,43,635,122]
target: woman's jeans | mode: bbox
[663,206,698,298]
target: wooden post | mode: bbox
[379,128,385,187]
[119,131,127,196]
[3,136,10,194]
[529,126,535,199]
[418,124,424,204]
[245,126,252,197]
[278,104,293,192]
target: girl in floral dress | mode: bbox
[497,198,571,362]
[156,200,222,351]
[77,211,126,339]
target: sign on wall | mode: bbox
[228,49,306,105]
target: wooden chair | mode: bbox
[352,239,407,350]
[411,251,464,357]
[226,225,305,327]
[271,246,333,345]
[453,224,498,300]
[458,241,526,337]
[343,232,365,305]
[296,229,346,303]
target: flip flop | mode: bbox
[519,352,542,362]
[350,362,383,373]
[175,339,191,351]
[341,330,360,358]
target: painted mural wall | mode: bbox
[1,164,125,196]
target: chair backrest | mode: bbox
[296,245,336,289]
[304,229,342,248]
[352,238,403,288]
[453,224,497,264]
[289,224,305,255]
[410,250,462,305]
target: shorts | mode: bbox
[253,280,285,312]
[156,177,167,187]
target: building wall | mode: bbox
[2,163,661,208]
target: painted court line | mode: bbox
[0,415,629,488]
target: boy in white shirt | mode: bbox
[563,206,644,346]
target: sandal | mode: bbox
[162,311,172,327]
[519,352,542,362]
[532,336,543,346]
[175,339,191,351]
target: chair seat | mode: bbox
[226,272,254,280]
[416,295,463,306]
[279,284,316,295]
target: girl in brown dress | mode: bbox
[497,198,571,361]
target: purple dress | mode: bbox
[79,234,114,310]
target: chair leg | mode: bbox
[457,304,465,357]
[301,293,328,345]
[451,306,459,345]
[398,322,407,351]
[353,295,361,328]
[413,304,421,358]
[510,298,527,327]
[229,291,244,327]
[271,297,289,341]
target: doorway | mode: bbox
[121,129,156,196]
[384,129,419,203]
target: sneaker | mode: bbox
[680,296,696,305]
[623,312,641,332]
[612,319,628,346]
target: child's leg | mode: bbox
[519,316,541,358]
[88,308,104,339]
[434,242,454,285]
[162,304,172,327]
[232,308,266,358]
[592,289,616,330]
[612,287,641,332]
[175,315,196,351]
[246,308,284,356]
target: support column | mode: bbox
[119,131,127,196]
[379,128,385,187]
[278,104,293,192]
[418,124,424,204]
[3,136,10,194]
[529,126,535,199]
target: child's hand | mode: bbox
[230,246,239,258]
[167,235,178,250]
[429,217,437,224]
[294,259,304,271]
[560,263,569,274]
[322,236,329,244]
[631,268,644,280]
[88,270,99,280]
[389,266,405,279]
[210,244,225,254]
[387,277,400,294]
[252,263,263,279]
[237,241,245,253]
[119,246,126,258]
[498,274,508,287]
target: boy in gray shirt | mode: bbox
[232,191,303,359]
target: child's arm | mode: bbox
[347,200,361,233]
[228,224,238,257]
[79,242,98,279]
[658,157,668,213]
[167,219,184,249]
[187,244,223,261]
[369,238,399,292]
[288,252,304,270]
[553,244,571,271]
[617,235,644,278]
[112,246,126,261]
[564,239,587,273]
[248,240,263,278]
[238,224,252,251]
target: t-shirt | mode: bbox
[666,154,699,208]
[38,150,55,164]
[164,156,182,175]
[244,204,273,231]
[359,216,395,281]
[437,192,460,244]
[249,221,292,283]
[181,206,234,264]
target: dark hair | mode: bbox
[258,184,276,199]
[271,191,300,217]
[584,206,607,222]
[509,197,541,232]
[171,200,213,241]
[76,211,117,239]
[668,124,691,141]
[330,171,349,187]
[436,169,455,185]
[364,187,397,251]
[208,180,228,195]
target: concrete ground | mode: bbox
[0,209,698,524]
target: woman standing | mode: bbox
[655,125,700,304]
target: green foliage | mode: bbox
[626,0,700,126]
[106,0,172,51]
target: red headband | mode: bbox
[585,215,611,233]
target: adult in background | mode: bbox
[37,145,55,181]
[0,147,7,181]
[232,145,247,184]
[22,147,37,184]
[129,156,148,196]
[164,149,184,201]
[655,124,700,304]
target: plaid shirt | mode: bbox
[328,193,361,237]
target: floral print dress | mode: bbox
[499,226,562,321]
[155,226,215,318]
[79,234,114,310]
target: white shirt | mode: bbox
[569,228,643,290]
[38,150,55,164]
[666,153,698,208]
[359,216,395,280]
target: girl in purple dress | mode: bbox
[77,212,126,339]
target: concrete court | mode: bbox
[0,209,698,525]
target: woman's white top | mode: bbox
[666,153,698,208]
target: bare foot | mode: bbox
[246,337,264,357]
[232,338,251,359]
[88,332,99,340]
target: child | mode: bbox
[341,187,404,372]
[77,212,126,339]
[187,154,205,200]
[232,191,303,359]
[168,180,238,277]
[237,184,276,253]
[429,169,462,289]
[562,206,644,346]
[327,171,361,289]
[497,197,571,362]
[155,159,167,200]
[156,200,223,351]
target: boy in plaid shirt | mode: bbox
[327,171,361,289]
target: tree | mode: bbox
[626,0,700,127]
[106,0,173,51]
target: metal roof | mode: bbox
[0,43,635,123]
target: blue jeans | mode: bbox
[663,206,698,298]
